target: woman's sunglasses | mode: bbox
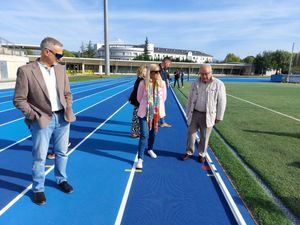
[150,70,160,74]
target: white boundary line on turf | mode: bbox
[227,94,300,122]
[0,81,132,126]
[0,101,129,217]
[0,84,133,152]
[114,154,138,225]
[170,87,247,225]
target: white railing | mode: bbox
[0,37,26,56]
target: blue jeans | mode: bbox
[137,117,156,159]
[30,111,70,192]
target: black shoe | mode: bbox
[58,181,74,193]
[199,155,205,163]
[34,192,46,205]
[181,153,191,161]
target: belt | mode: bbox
[52,109,64,114]
[194,109,206,113]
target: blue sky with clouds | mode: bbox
[0,0,299,60]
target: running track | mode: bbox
[0,77,255,225]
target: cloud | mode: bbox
[0,0,299,59]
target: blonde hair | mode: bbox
[145,64,162,89]
[136,66,146,78]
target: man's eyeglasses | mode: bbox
[150,70,160,74]
[200,72,211,76]
[47,48,64,60]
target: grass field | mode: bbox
[174,81,300,225]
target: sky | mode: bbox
[0,0,299,60]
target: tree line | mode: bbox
[224,51,300,74]
[64,39,300,75]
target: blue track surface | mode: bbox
[188,76,270,83]
[122,88,237,225]
[0,77,255,225]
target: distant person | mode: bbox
[13,37,76,205]
[182,64,226,163]
[135,64,167,169]
[180,69,184,88]
[129,67,146,138]
[173,69,180,88]
[159,57,172,127]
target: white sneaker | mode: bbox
[147,150,157,159]
[136,158,143,169]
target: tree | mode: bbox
[80,42,85,57]
[143,37,150,60]
[25,49,33,55]
[224,53,241,62]
[242,56,255,63]
[292,52,300,73]
[254,50,291,74]
[63,49,76,57]
[254,53,265,74]
[80,41,97,58]
[272,50,290,74]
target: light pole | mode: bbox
[104,0,110,75]
[287,42,295,82]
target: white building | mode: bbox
[96,43,212,63]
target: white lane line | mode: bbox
[73,82,131,103]
[0,79,129,113]
[0,136,32,153]
[0,108,15,113]
[67,102,128,156]
[170,88,247,225]
[0,100,12,105]
[0,84,133,153]
[0,78,109,98]
[0,81,133,127]
[0,101,129,216]
[0,77,131,101]
[205,154,246,225]
[0,80,103,103]
[227,94,300,122]
[115,154,138,225]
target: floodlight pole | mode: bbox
[104,0,110,75]
[287,42,295,82]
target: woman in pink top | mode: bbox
[136,64,167,169]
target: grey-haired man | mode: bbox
[182,64,226,163]
[14,37,76,205]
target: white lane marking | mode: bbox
[170,87,247,225]
[0,136,31,153]
[228,94,300,122]
[114,154,138,225]
[0,79,129,113]
[0,83,133,152]
[0,81,132,126]
[0,102,129,216]
[0,100,12,105]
